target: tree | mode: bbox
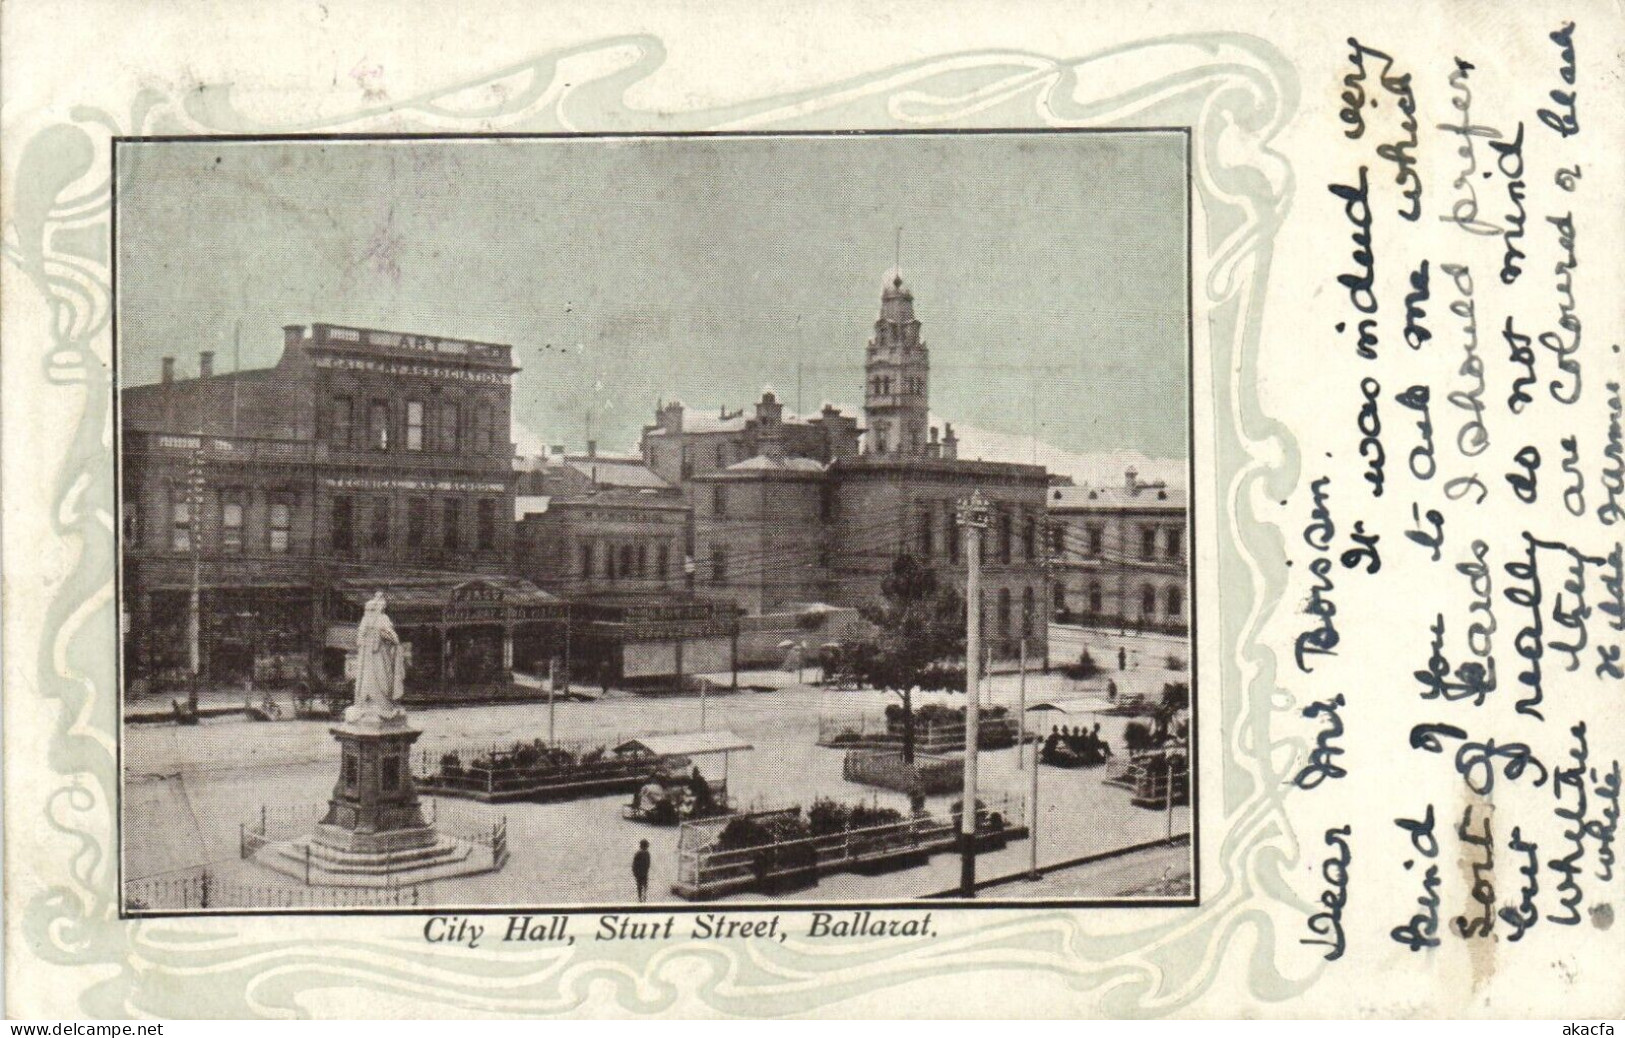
[843,554,965,763]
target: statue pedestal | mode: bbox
[312,720,435,855]
[251,718,504,887]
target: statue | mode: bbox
[346,592,407,725]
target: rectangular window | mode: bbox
[442,499,461,550]
[479,404,497,454]
[918,508,934,556]
[269,500,291,553]
[712,484,727,517]
[712,545,728,582]
[221,492,244,551]
[1049,524,1065,556]
[407,498,428,548]
[998,512,1013,564]
[1088,525,1104,557]
[947,504,961,562]
[602,541,614,578]
[406,401,424,451]
[680,448,694,480]
[369,400,390,450]
[331,496,354,551]
[171,489,193,551]
[1165,527,1183,561]
[657,543,669,579]
[580,542,595,578]
[370,496,390,548]
[636,544,647,577]
[1142,526,1158,560]
[331,396,354,447]
[440,401,460,453]
[1023,515,1037,561]
[477,499,496,551]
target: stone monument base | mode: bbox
[251,831,493,887]
[247,716,504,887]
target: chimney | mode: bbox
[942,422,958,461]
[282,324,305,351]
[586,440,597,458]
[1126,466,1139,494]
[198,351,214,379]
[161,357,176,384]
[756,391,783,426]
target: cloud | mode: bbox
[933,416,1184,488]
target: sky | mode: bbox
[116,134,1189,473]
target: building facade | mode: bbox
[648,273,1050,661]
[640,392,862,486]
[121,322,526,697]
[1047,468,1189,634]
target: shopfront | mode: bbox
[324,575,564,701]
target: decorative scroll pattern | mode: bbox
[4,33,1309,1017]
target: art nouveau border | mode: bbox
[4,33,1310,1017]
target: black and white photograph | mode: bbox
[115,132,1193,913]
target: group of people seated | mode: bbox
[1041,722,1114,767]
[631,766,719,823]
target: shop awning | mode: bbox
[614,731,753,757]
[1025,697,1106,714]
[333,575,558,609]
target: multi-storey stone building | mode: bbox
[659,273,1051,661]
[1047,468,1189,634]
[120,322,554,699]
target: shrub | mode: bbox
[1060,648,1100,680]
[1124,720,1156,752]
[1160,682,1190,713]
[806,798,850,836]
[439,752,462,776]
[1165,654,1187,672]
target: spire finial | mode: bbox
[894,226,903,287]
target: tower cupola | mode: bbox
[863,269,930,456]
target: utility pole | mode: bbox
[1017,638,1027,770]
[186,440,206,717]
[546,658,557,745]
[956,490,990,897]
[1029,695,1041,880]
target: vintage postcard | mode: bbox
[3,0,1622,1020]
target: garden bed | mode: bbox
[672,793,1026,900]
[414,737,677,804]
[842,749,963,795]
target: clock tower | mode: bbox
[864,271,931,456]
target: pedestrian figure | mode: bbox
[1117,646,1127,670]
[599,661,612,696]
[1107,678,1118,703]
[632,839,652,902]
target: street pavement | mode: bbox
[123,624,1192,907]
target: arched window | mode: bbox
[1021,586,1035,638]
[998,587,1012,637]
[1165,585,1182,617]
[1141,584,1157,616]
[1088,583,1102,614]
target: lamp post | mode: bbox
[955,490,991,897]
